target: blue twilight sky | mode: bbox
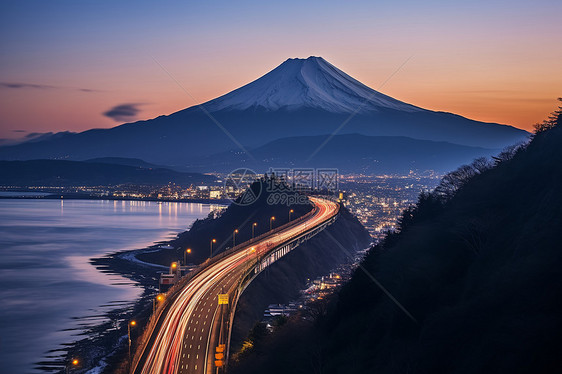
[1,0,561,141]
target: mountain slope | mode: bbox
[0,57,528,165]
[189,134,498,174]
[204,56,421,113]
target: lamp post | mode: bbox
[210,238,216,258]
[183,248,191,265]
[252,222,257,239]
[270,216,275,231]
[289,209,294,221]
[233,229,238,247]
[128,320,136,367]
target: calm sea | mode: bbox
[0,198,212,373]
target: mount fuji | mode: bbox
[203,57,421,114]
[0,56,528,171]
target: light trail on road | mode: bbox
[136,196,339,374]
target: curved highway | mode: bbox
[135,196,339,374]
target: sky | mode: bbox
[1,0,560,142]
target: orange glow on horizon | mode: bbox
[0,57,557,139]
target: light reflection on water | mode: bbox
[0,199,211,373]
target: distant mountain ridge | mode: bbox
[83,157,192,173]
[0,159,216,187]
[85,157,162,169]
[188,134,498,174]
[0,57,529,170]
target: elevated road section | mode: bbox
[133,196,340,374]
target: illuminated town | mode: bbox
[339,173,441,240]
[0,172,441,240]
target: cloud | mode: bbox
[103,103,143,122]
[0,82,99,92]
[0,82,56,89]
[12,129,27,133]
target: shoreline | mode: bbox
[0,193,231,206]
[59,238,184,373]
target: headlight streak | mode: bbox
[139,197,338,374]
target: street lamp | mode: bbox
[128,320,136,366]
[233,229,238,247]
[153,294,165,313]
[289,209,294,221]
[183,248,191,265]
[66,358,79,374]
[210,238,216,258]
[252,222,257,239]
[270,216,275,230]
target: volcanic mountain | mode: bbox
[0,56,528,168]
[203,56,421,113]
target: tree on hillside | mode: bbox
[534,97,562,133]
[433,157,495,201]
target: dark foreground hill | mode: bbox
[231,102,562,374]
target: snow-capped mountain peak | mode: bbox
[203,56,422,113]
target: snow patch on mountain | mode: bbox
[203,56,423,113]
